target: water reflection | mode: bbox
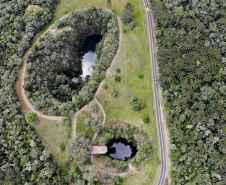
[107,138,137,161]
[81,35,102,80]
[81,51,97,80]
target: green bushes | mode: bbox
[114,75,121,82]
[25,112,38,123]
[115,68,121,73]
[142,115,150,124]
[68,136,92,165]
[89,102,98,113]
[130,96,144,111]
[84,118,102,133]
[103,83,108,89]
[121,6,134,23]
[111,90,118,97]
[137,73,144,79]
[121,3,135,30]
[59,144,65,151]
[62,117,71,126]
[107,0,112,7]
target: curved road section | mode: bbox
[143,0,168,184]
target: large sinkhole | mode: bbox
[106,138,138,161]
[81,35,102,80]
[24,7,119,116]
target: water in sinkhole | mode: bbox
[106,138,137,161]
[81,35,102,80]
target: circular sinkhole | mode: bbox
[106,138,137,161]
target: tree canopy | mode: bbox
[149,0,226,184]
[25,112,38,123]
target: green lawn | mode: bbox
[76,111,95,140]
[33,118,72,174]
[32,0,160,184]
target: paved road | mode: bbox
[143,0,168,184]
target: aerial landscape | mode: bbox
[0,0,225,185]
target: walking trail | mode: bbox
[15,9,137,177]
[15,14,71,121]
[15,11,123,137]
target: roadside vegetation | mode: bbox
[149,0,226,184]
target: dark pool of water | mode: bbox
[81,35,102,80]
[106,138,137,161]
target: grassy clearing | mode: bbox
[76,111,95,140]
[31,0,160,184]
[33,118,72,174]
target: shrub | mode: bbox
[103,83,108,89]
[91,119,102,133]
[98,136,109,145]
[84,118,92,126]
[59,144,65,151]
[138,73,144,79]
[107,0,112,7]
[128,22,135,30]
[68,137,92,165]
[115,68,121,73]
[89,102,98,113]
[130,97,144,111]
[62,117,71,126]
[132,102,144,111]
[25,112,38,123]
[114,76,121,82]
[121,9,134,23]
[130,96,137,103]
[142,115,150,123]
[111,90,118,97]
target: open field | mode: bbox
[76,111,95,140]
[33,118,72,174]
[27,0,160,184]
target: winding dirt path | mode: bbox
[91,155,138,178]
[14,7,137,182]
[15,12,122,140]
[15,55,64,121]
[94,16,123,97]
[15,14,71,121]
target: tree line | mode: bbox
[149,0,226,184]
[0,0,67,184]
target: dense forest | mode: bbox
[24,7,119,116]
[0,0,67,184]
[149,0,226,184]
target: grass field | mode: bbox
[33,118,72,174]
[31,0,161,184]
[76,111,95,140]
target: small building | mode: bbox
[90,146,108,155]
